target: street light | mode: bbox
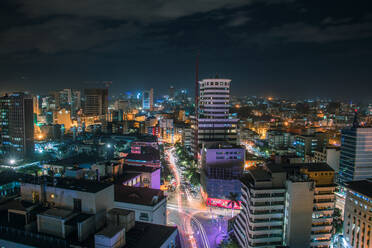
[106,144,111,148]
[9,159,16,165]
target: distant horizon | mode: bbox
[1,0,372,101]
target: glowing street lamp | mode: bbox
[106,144,112,148]
[9,159,16,165]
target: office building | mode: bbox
[343,179,372,248]
[84,88,108,116]
[0,174,178,248]
[0,93,34,158]
[169,85,175,99]
[201,142,245,208]
[142,88,154,110]
[114,185,167,225]
[234,163,335,248]
[196,78,238,155]
[234,168,285,248]
[339,126,372,186]
[295,132,328,158]
[0,94,10,156]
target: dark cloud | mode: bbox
[247,20,372,44]
[15,0,294,22]
[0,18,139,54]
[0,0,372,100]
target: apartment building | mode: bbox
[234,163,335,248]
[234,168,286,247]
[343,179,372,248]
[114,185,167,225]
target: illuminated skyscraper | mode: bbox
[0,93,34,158]
[84,88,108,116]
[142,88,153,110]
[338,127,372,186]
[196,78,238,152]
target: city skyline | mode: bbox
[1,0,372,100]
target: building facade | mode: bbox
[0,93,34,158]
[343,179,372,248]
[201,143,245,208]
[339,127,372,186]
[84,88,108,116]
[196,78,238,155]
[234,163,335,248]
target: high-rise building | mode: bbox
[0,93,34,158]
[295,132,328,158]
[0,94,10,156]
[169,85,175,99]
[84,88,108,116]
[196,78,238,155]
[71,89,81,115]
[200,143,245,208]
[234,163,335,248]
[343,179,372,248]
[142,88,153,110]
[338,127,372,186]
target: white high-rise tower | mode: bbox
[197,78,238,150]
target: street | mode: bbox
[165,148,233,248]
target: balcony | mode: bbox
[250,204,284,212]
[312,225,332,232]
[310,239,331,247]
[311,233,332,240]
[247,235,282,244]
[248,228,283,236]
[250,196,285,203]
[314,202,334,209]
[247,241,282,248]
[249,210,284,219]
[314,194,335,200]
[312,222,332,228]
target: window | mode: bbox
[140,212,149,221]
[73,198,82,212]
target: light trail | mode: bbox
[166,148,210,248]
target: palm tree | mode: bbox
[183,162,201,186]
[227,192,240,217]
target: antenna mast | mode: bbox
[194,51,199,159]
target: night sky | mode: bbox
[1,0,372,100]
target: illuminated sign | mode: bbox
[206,197,241,209]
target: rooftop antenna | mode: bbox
[353,108,359,128]
[194,51,199,160]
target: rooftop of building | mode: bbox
[346,179,372,199]
[133,134,158,143]
[124,221,178,248]
[107,208,133,216]
[115,172,142,185]
[0,170,20,185]
[41,208,74,219]
[266,162,334,173]
[125,146,160,161]
[20,174,113,193]
[96,225,124,239]
[48,154,99,166]
[248,167,272,182]
[114,185,165,206]
[206,142,244,150]
[124,165,160,173]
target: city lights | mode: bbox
[0,2,371,247]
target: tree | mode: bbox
[183,162,201,186]
[333,207,343,234]
[219,238,240,248]
[227,192,240,217]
